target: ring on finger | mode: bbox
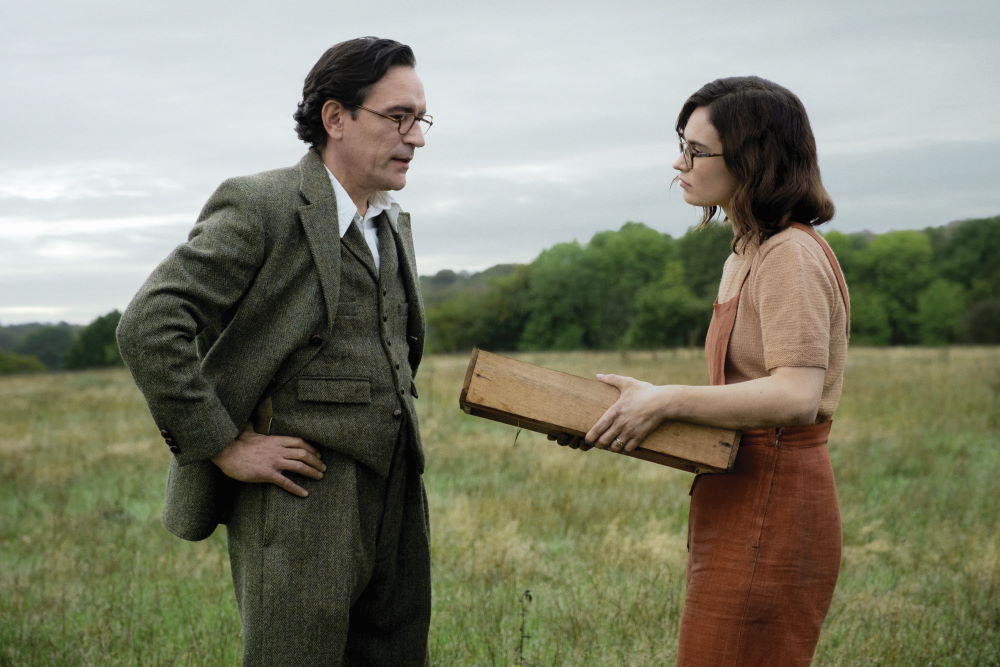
[613,437,626,450]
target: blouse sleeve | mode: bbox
[750,237,838,371]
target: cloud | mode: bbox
[0,162,180,200]
[1,0,998,323]
[34,240,124,260]
[0,215,191,241]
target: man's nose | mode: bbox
[403,124,426,147]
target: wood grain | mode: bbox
[459,349,740,473]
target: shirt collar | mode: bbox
[324,166,401,237]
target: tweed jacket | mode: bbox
[117,150,425,541]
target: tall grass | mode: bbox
[1,348,997,665]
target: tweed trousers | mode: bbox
[226,425,430,666]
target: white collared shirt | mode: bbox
[324,166,398,272]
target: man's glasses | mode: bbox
[679,138,723,169]
[355,105,433,135]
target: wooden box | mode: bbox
[459,349,740,473]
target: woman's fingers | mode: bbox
[595,373,641,390]
[586,404,616,444]
[548,432,590,450]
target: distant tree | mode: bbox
[420,265,518,307]
[849,288,893,346]
[519,241,591,351]
[0,322,81,353]
[423,212,1000,352]
[426,292,488,353]
[62,311,124,370]
[852,230,934,344]
[515,223,678,350]
[580,222,676,348]
[931,215,1000,302]
[15,324,76,370]
[426,266,530,353]
[427,268,460,287]
[824,228,873,283]
[474,267,531,351]
[0,327,16,351]
[958,299,1000,344]
[676,221,733,300]
[625,261,708,348]
[916,279,967,345]
[0,349,45,375]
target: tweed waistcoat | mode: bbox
[268,214,420,477]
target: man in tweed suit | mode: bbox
[117,37,432,665]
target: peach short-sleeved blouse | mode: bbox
[715,226,849,421]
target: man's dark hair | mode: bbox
[294,37,416,149]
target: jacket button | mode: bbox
[164,437,176,446]
[399,388,405,396]
[393,408,403,419]
[159,428,170,437]
[309,334,323,346]
[382,313,389,322]
[395,362,400,370]
[168,445,180,454]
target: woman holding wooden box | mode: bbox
[582,77,850,665]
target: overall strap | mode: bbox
[790,223,851,336]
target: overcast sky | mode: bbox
[2,0,998,325]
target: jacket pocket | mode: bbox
[297,377,371,403]
[335,301,361,318]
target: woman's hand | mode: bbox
[546,432,593,450]
[585,374,672,453]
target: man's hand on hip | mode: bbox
[212,431,326,497]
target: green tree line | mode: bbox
[0,312,122,375]
[423,214,1000,353]
[2,214,996,374]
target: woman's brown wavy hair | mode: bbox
[675,76,835,251]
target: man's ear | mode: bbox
[321,99,347,140]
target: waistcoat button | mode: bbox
[309,334,323,346]
[393,408,403,419]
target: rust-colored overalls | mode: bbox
[677,224,850,666]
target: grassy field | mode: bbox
[1,347,998,665]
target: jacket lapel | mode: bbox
[389,211,426,373]
[297,151,342,328]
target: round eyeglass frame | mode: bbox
[679,138,723,169]
[355,104,433,135]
